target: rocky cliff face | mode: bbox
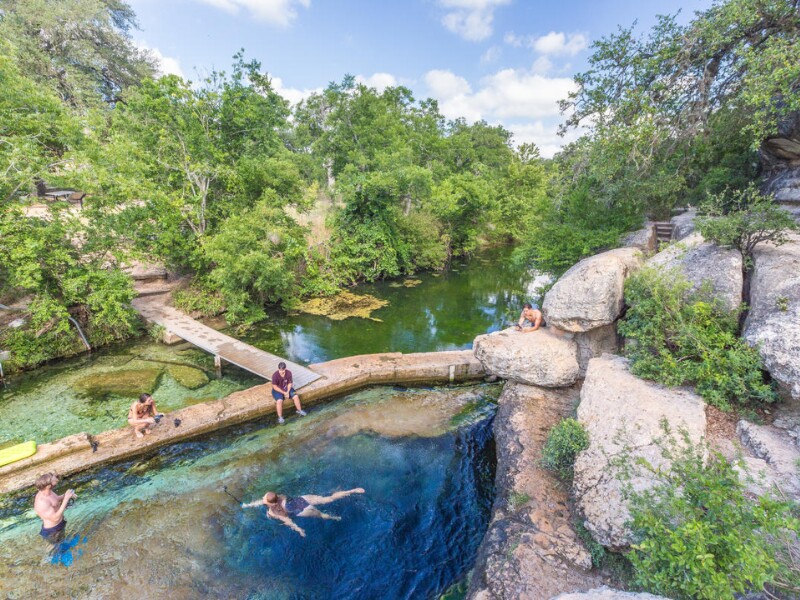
[761,111,800,220]
[467,383,604,600]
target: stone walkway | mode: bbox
[0,350,485,495]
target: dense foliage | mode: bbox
[2,0,798,369]
[541,418,590,480]
[619,268,776,410]
[628,432,800,599]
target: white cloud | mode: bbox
[136,41,184,78]
[438,0,511,42]
[195,0,309,26]
[503,30,589,57]
[531,56,553,74]
[424,66,578,157]
[530,31,588,56]
[355,72,398,92]
[480,46,502,64]
[271,76,319,105]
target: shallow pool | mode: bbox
[0,384,498,599]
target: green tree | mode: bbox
[0,0,155,108]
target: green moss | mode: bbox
[166,365,209,389]
[74,367,163,398]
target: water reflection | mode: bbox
[239,246,534,364]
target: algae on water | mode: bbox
[296,291,389,321]
[166,365,210,389]
[74,367,163,398]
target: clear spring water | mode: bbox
[0,384,498,599]
[0,246,540,446]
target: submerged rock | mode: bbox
[74,367,163,398]
[468,383,603,600]
[473,328,580,388]
[743,235,800,401]
[296,291,389,321]
[542,248,643,332]
[647,233,743,311]
[573,355,706,550]
[166,365,210,389]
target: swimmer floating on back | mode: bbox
[242,488,365,537]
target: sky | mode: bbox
[128,0,713,157]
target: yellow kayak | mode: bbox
[0,441,37,467]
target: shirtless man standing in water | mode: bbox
[33,473,76,543]
[242,488,365,537]
[127,393,161,439]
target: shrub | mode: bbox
[541,418,590,480]
[619,267,776,410]
[173,285,226,318]
[627,434,800,599]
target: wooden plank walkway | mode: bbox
[132,296,321,389]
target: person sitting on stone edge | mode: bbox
[271,361,307,424]
[516,302,543,332]
[34,472,76,544]
[127,393,162,439]
[242,488,365,537]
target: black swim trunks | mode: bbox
[285,496,309,516]
[40,519,67,543]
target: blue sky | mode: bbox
[129,0,712,156]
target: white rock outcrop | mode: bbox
[736,420,800,500]
[670,209,697,241]
[647,233,743,311]
[542,248,643,332]
[573,355,706,550]
[743,235,800,401]
[473,328,580,388]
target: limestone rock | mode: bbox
[574,325,618,377]
[670,209,697,241]
[743,235,800,401]
[542,248,643,332]
[622,224,656,252]
[551,588,670,600]
[468,384,603,600]
[473,328,580,387]
[647,233,743,311]
[573,355,706,550]
[737,420,800,500]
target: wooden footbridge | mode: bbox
[132,296,321,389]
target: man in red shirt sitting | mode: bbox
[271,361,308,424]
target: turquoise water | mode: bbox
[0,385,498,599]
[0,246,539,446]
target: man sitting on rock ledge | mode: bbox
[515,302,543,333]
[271,362,307,425]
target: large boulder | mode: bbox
[468,384,604,600]
[473,328,580,388]
[574,325,618,377]
[622,224,656,252]
[737,420,800,500]
[670,209,697,241]
[647,233,743,311]
[573,355,706,550]
[542,248,643,332]
[743,235,800,401]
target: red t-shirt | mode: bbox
[271,369,293,391]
